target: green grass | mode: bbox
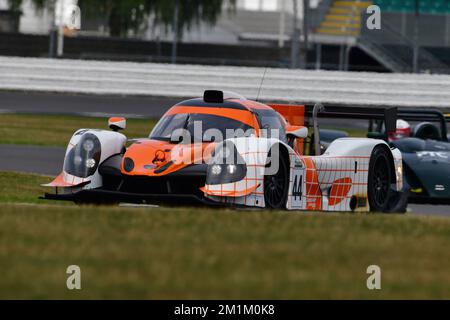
[0,113,368,147]
[0,114,157,147]
[0,171,56,204]
[1,204,450,299]
[1,171,450,299]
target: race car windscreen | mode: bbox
[149,113,254,143]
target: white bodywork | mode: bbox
[47,129,402,212]
[203,137,403,212]
[52,129,126,192]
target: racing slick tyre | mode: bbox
[368,146,394,212]
[264,146,289,209]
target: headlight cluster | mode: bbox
[64,133,101,178]
[206,142,247,185]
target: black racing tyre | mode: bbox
[264,147,289,209]
[368,146,393,212]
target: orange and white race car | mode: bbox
[43,90,404,212]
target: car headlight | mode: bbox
[227,164,237,174]
[211,164,222,175]
[85,158,96,168]
[64,133,101,178]
[206,142,247,185]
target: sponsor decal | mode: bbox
[416,151,448,159]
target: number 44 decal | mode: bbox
[292,174,303,200]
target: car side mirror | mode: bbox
[108,117,126,131]
[286,125,308,139]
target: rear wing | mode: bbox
[307,104,397,155]
[269,103,398,134]
[270,103,397,132]
[303,104,398,135]
[269,103,397,155]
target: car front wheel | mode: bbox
[368,146,394,212]
[264,147,289,209]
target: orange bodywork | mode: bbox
[109,117,125,123]
[166,106,258,129]
[200,184,260,197]
[121,101,258,176]
[269,104,306,154]
[122,139,216,176]
[268,104,305,126]
[302,157,323,211]
[42,173,88,188]
[328,177,352,206]
[121,100,306,177]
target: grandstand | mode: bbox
[316,1,371,37]
[312,0,450,73]
[375,0,450,14]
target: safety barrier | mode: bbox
[1,56,450,108]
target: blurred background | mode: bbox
[1,0,450,73]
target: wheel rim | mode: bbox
[264,157,287,208]
[372,156,389,208]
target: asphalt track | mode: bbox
[0,90,369,129]
[0,91,179,118]
[0,91,448,216]
[0,144,64,176]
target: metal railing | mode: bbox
[358,11,450,74]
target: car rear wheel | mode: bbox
[264,147,289,209]
[368,146,393,212]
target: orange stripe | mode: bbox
[302,157,322,210]
[328,177,352,206]
[166,106,256,129]
[201,184,259,197]
[109,117,125,123]
[42,173,84,187]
